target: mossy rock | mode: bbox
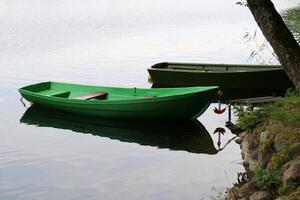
[258,146,275,169]
[282,159,300,188]
[259,130,275,151]
[275,131,300,143]
[289,143,300,158]
[274,129,300,153]
[267,153,290,172]
[246,132,260,150]
[282,160,294,173]
[282,157,300,174]
[254,121,268,136]
[278,187,300,200]
[277,183,292,196]
[260,139,274,152]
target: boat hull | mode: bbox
[19,82,218,119]
[148,62,294,90]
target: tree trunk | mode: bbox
[246,0,300,93]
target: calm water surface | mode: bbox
[0,1,299,199]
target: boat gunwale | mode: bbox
[151,62,282,69]
[147,68,284,74]
[19,81,219,105]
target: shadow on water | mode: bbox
[215,89,287,103]
[20,105,218,155]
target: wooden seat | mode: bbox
[143,95,157,99]
[76,91,108,100]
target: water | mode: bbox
[0,1,299,199]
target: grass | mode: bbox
[234,91,300,131]
[264,95,300,127]
[254,166,281,190]
[234,106,259,132]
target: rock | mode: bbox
[238,180,258,199]
[227,187,239,200]
[248,133,260,149]
[274,131,300,153]
[249,158,259,171]
[240,131,247,138]
[260,131,274,144]
[282,160,293,173]
[226,121,244,135]
[243,161,249,167]
[250,148,259,160]
[276,186,300,200]
[282,160,300,187]
[241,139,250,161]
[242,134,260,171]
[257,130,276,169]
[267,153,289,172]
[258,146,274,169]
[249,191,272,200]
[289,143,300,158]
[235,137,243,144]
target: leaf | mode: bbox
[253,30,257,39]
[243,32,249,39]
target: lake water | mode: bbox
[0,1,299,199]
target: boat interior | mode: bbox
[20,82,216,101]
[151,62,283,72]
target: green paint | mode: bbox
[148,62,293,90]
[19,81,218,119]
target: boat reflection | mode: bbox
[20,106,218,155]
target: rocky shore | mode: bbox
[227,96,300,200]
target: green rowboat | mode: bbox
[148,62,294,90]
[19,82,218,119]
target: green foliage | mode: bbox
[278,184,290,196]
[242,5,299,66]
[234,106,265,132]
[270,110,300,127]
[265,95,300,127]
[254,167,281,190]
[285,88,298,97]
[283,6,300,44]
[234,106,257,132]
[234,93,300,132]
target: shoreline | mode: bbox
[226,95,300,200]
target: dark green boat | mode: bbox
[148,62,293,91]
[19,81,218,119]
[20,106,218,154]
